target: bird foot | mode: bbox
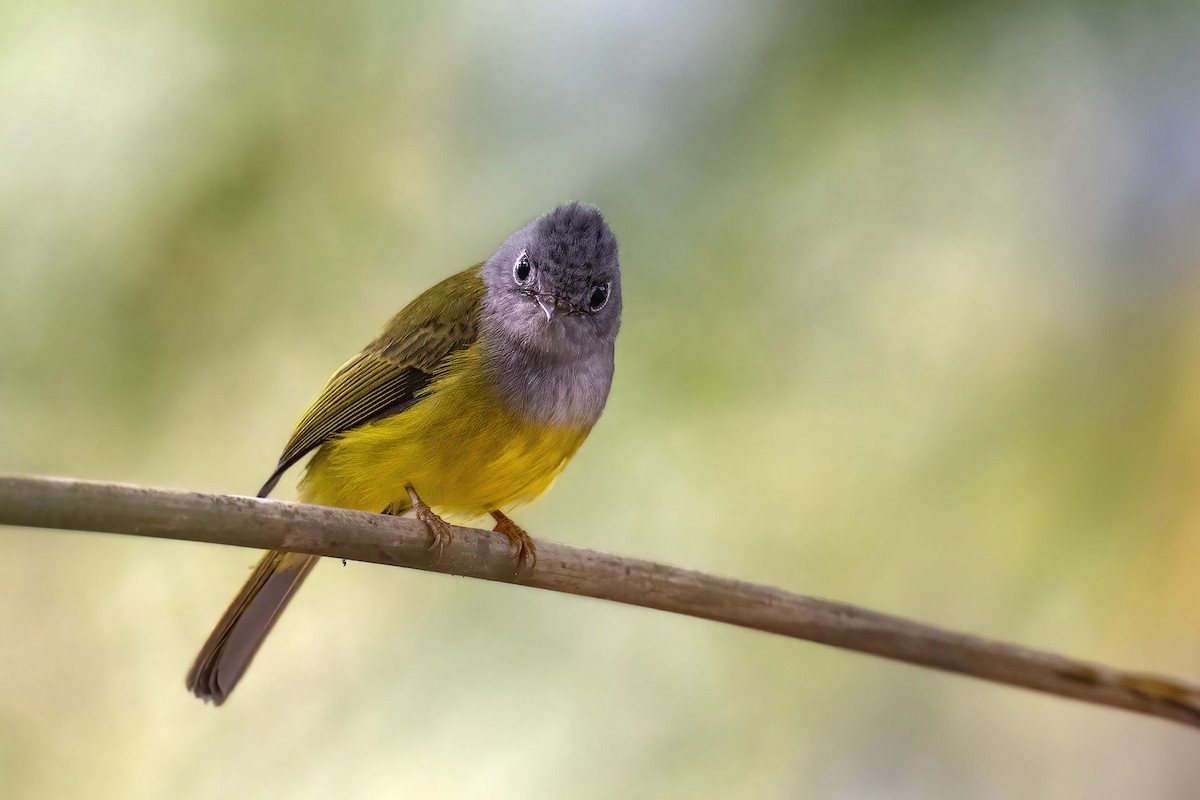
[405,486,451,563]
[490,510,537,574]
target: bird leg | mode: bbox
[405,485,451,562]
[490,510,537,573]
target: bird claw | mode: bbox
[491,512,537,575]
[413,502,452,564]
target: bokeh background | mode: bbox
[3,1,1200,797]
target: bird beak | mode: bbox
[536,295,558,321]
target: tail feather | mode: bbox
[186,550,319,705]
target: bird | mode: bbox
[186,202,622,704]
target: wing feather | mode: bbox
[257,265,486,497]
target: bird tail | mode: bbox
[186,550,319,705]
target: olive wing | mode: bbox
[257,265,485,497]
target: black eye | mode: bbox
[513,252,533,286]
[587,282,610,311]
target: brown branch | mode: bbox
[1,474,1197,730]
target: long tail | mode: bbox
[186,550,319,705]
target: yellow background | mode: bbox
[2,1,1199,797]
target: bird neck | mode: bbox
[480,324,614,429]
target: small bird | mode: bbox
[187,203,621,704]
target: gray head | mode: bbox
[481,203,621,360]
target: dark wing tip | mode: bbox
[257,463,288,499]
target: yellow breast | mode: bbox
[298,344,593,520]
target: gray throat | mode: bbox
[481,327,615,428]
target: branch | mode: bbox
[1,474,1197,730]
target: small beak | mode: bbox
[536,295,558,321]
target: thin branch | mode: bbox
[1,474,1197,730]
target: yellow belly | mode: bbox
[298,345,592,520]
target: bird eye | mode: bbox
[587,282,610,312]
[513,252,534,286]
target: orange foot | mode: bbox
[490,510,537,573]
[406,485,451,562]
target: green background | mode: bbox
[3,1,1199,797]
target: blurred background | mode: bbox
[2,0,1200,797]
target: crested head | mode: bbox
[481,203,622,360]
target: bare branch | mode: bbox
[1,474,1197,730]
